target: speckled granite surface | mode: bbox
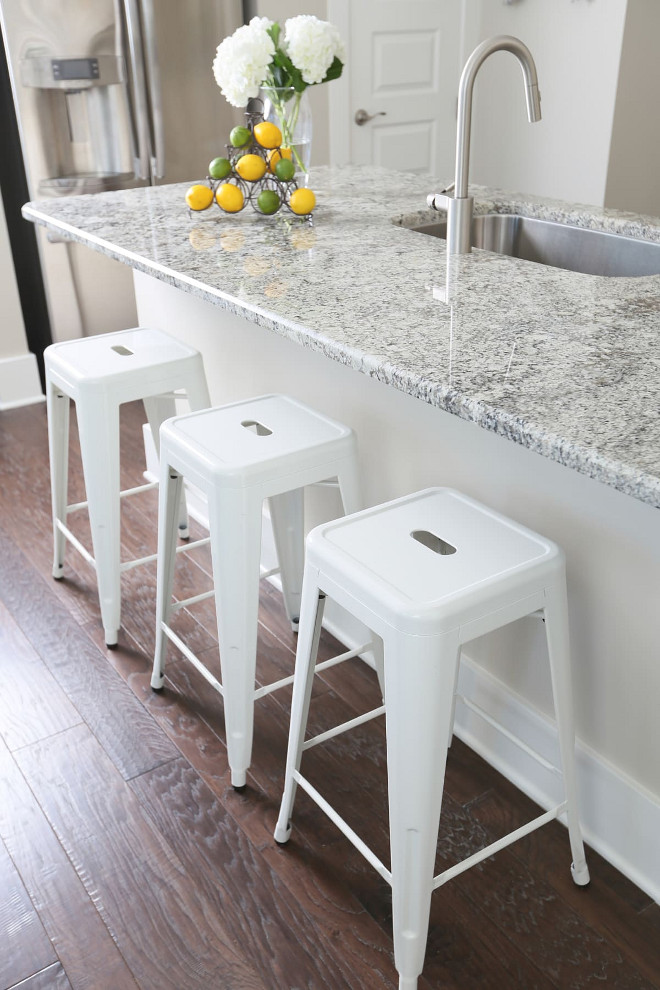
[23,165,660,508]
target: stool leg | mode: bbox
[274,575,326,843]
[269,488,304,630]
[76,395,122,647]
[336,457,363,516]
[46,379,70,580]
[544,581,590,886]
[152,462,185,690]
[385,629,460,989]
[209,490,263,789]
[143,395,191,539]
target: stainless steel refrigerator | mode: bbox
[1,0,242,343]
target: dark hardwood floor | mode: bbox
[0,399,658,990]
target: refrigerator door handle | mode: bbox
[123,0,151,180]
[140,0,164,179]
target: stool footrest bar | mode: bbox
[177,536,211,553]
[303,705,386,751]
[162,623,224,695]
[260,566,281,580]
[66,480,158,515]
[56,520,96,568]
[293,771,392,885]
[314,643,373,673]
[120,552,158,573]
[171,589,215,612]
[458,694,562,777]
[433,802,567,889]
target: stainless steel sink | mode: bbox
[410,213,660,277]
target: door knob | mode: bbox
[354,109,387,126]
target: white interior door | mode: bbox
[330,0,464,177]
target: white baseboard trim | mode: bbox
[453,656,660,905]
[0,353,44,410]
[142,424,660,904]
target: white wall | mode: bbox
[0,196,42,408]
[0,195,29,359]
[604,0,660,216]
[466,0,628,206]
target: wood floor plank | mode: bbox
[469,782,660,988]
[15,724,264,990]
[131,756,391,990]
[6,963,72,990]
[0,527,178,781]
[0,746,139,990]
[0,601,82,751]
[0,774,56,990]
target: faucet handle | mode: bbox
[427,183,454,212]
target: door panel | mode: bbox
[348,0,462,177]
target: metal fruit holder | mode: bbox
[194,100,313,220]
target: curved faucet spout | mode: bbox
[455,35,541,200]
[427,35,541,255]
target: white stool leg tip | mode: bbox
[231,769,247,790]
[571,860,591,886]
[105,631,118,649]
[398,977,418,989]
[274,822,292,845]
[52,564,64,580]
[178,524,190,541]
[290,618,299,632]
[150,673,165,692]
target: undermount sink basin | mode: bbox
[410,213,660,277]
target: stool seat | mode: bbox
[310,488,557,634]
[45,327,210,646]
[45,326,205,395]
[275,486,590,990]
[152,393,362,788]
[163,394,354,487]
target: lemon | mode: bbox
[236,154,267,182]
[289,187,316,216]
[185,184,214,211]
[208,156,231,179]
[215,183,244,213]
[229,125,251,148]
[253,121,282,149]
[274,158,295,182]
[257,189,280,215]
[267,147,292,173]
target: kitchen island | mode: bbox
[23,166,660,900]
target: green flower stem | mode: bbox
[263,84,307,174]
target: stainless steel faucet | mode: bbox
[428,35,542,254]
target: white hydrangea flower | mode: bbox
[283,15,346,86]
[212,16,275,107]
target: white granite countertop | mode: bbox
[23,165,660,508]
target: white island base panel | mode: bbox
[134,269,660,904]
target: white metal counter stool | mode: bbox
[151,393,362,789]
[45,327,210,647]
[275,486,590,990]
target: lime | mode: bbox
[257,189,281,215]
[253,121,282,149]
[289,187,316,216]
[215,183,244,213]
[229,125,251,148]
[274,158,295,182]
[208,156,231,179]
[236,154,267,182]
[185,184,214,211]
[267,147,292,173]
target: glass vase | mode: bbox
[260,86,312,183]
